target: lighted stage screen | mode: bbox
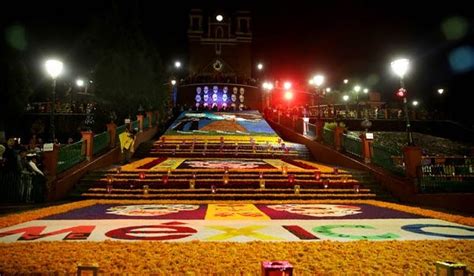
[176,84,261,111]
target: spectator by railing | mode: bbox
[418,156,474,193]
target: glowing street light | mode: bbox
[262,82,273,91]
[284,91,293,100]
[174,61,181,69]
[76,79,84,87]
[412,100,419,106]
[257,63,264,71]
[171,79,177,85]
[262,81,274,108]
[45,59,63,142]
[391,58,414,145]
[363,88,369,94]
[437,88,444,95]
[326,87,331,93]
[343,79,349,84]
[312,75,325,87]
[311,74,325,118]
[216,14,223,22]
[283,81,292,90]
[342,94,350,118]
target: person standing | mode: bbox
[119,127,136,164]
[28,154,46,203]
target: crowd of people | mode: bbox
[25,101,97,114]
[0,138,47,204]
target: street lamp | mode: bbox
[342,94,350,118]
[353,85,361,118]
[257,63,264,71]
[76,79,84,87]
[174,61,181,69]
[262,81,274,108]
[437,88,445,119]
[391,58,414,145]
[171,79,177,107]
[45,59,63,143]
[311,74,325,118]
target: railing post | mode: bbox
[146,111,153,128]
[81,131,94,161]
[303,117,309,135]
[106,122,117,148]
[154,111,160,126]
[360,134,373,163]
[334,125,345,151]
[292,115,297,129]
[136,114,144,132]
[42,144,60,179]
[403,146,422,179]
[315,120,324,142]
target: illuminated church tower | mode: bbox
[177,9,261,111]
[187,9,252,80]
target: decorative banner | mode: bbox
[262,159,303,171]
[1,218,473,242]
[106,205,200,217]
[41,204,207,220]
[149,158,186,170]
[177,159,275,170]
[0,204,473,242]
[256,204,422,220]
[266,204,363,218]
[205,204,271,220]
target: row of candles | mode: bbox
[106,166,357,194]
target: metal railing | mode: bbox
[371,144,405,176]
[418,157,474,192]
[57,141,86,173]
[143,117,149,129]
[342,134,362,158]
[323,127,335,146]
[93,131,110,155]
[131,120,138,130]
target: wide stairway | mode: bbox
[72,111,391,200]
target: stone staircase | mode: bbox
[72,162,388,200]
[72,111,392,201]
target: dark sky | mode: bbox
[2,0,473,125]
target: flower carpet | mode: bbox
[1,200,473,274]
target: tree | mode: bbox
[76,3,168,125]
[0,47,33,141]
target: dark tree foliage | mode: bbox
[0,48,33,140]
[77,2,168,123]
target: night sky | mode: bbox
[2,0,473,126]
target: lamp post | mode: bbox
[342,94,349,118]
[45,59,63,143]
[311,74,325,119]
[353,85,361,118]
[171,79,177,107]
[262,81,273,108]
[437,88,445,119]
[391,58,414,146]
